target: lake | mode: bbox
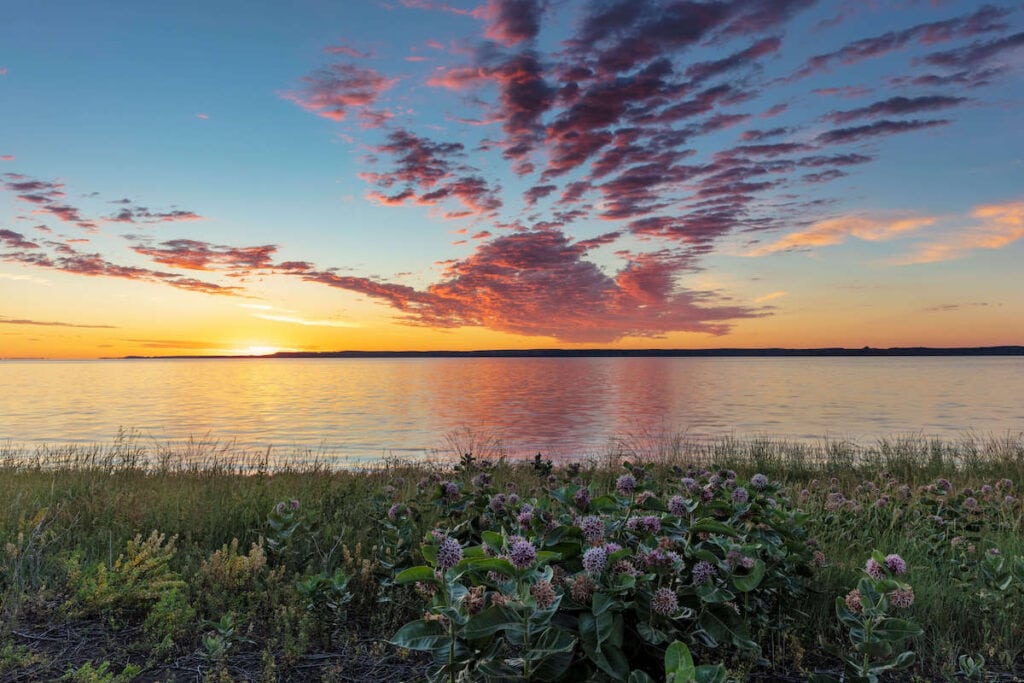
[1,356,1022,463]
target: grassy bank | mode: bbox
[0,434,1022,681]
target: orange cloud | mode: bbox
[748,214,936,255]
[893,200,1024,264]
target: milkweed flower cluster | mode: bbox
[692,560,717,584]
[885,553,907,575]
[616,474,636,496]
[732,487,749,504]
[436,535,463,571]
[582,546,607,574]
[508,537,537,569]
[865,558,885,580]
[651,587,679,616]
[573,487,592,509]
[580,515,604,542]
[845,588,862,613]
[668,495,687,516]
[751,473,769,490]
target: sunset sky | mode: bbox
[2,0,1023,358]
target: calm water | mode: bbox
[1,357,1022,462]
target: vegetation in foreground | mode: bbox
[0,433,1022,682]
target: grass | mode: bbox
[0,432,1022,681]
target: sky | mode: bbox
[1,0,1023,358]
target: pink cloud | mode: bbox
[284,63,397,123]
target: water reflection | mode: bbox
[0,356,1021,461]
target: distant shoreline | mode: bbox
[106,345,1024,360]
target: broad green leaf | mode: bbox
[390,619,449,651]
[460,557,516,576]
[691,519,738,536]
[665,640,696,682]
[637,621,666,645]
[463,605,525,640]
[694,664,728,683]
[394,565,438,585]
[695,583,735,604]
[482,531,504,549]
[732,559,766,592]
[629,672,657,683]
[876,618,924,641]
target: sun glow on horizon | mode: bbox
[231,345,283,356]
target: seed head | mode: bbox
[530,580,556,609]
[889,587,914,608]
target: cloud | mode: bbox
[816,118,949,144]
[749,213,937,255]
[266,0,1024,341]
[478,0,544,47]
[823,95,968,124]
[0,155,14,161]
[685,37,782,83]
[789,5,1011,80]
[131,239,277,270]
[1,235,240,296]
[104,203,202,224]
[922,30,1024,69]
[924,302,991,312]
[283,62,397,124]
[0,315,116,329]
[894,200,1024,264]
[361,128,502,215]
[324,42,372,58]
[0,229,40,250]
[753,290,787,303]
[253,313,360,328]
[195,113,209,120]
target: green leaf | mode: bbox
[593,591,615,616]
[629,672,657,683]
[463,605,525,640]
[390,619,449,651]
[525,626,575,660]
[699,610,759,654]
[876,618,923,641]
[460,557,516,576]
[695,583,735,604]
[637,621,666,645]
[694,664,728,683]
[592,495,621,512]
[394,565,438,585]
[732,559,766,592]
[481,531,504,549]
[536,550,562,565]
[691,519,738,537]
[665,640,696,683]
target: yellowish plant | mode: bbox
[65,530,185,613]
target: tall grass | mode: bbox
[0,431,1021,679]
